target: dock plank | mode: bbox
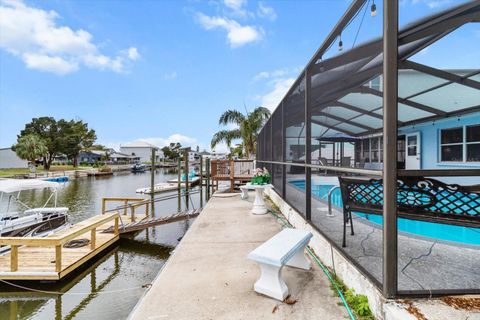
[0,213,146,280]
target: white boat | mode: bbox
[0,179,69,239]
[136,182,179,194]
[166,176,200,185]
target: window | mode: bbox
[467,125,480,162]
[360,137,383,163]
[440,125,480,162]
[362,139,370,162]
[371,137,379,162]
[367,76,382,91]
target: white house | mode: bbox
[120,141,163,163]
[0,148,28,169]
[188,150,200,162]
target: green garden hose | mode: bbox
[268,209,357,320]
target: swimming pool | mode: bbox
[289,180,480,246]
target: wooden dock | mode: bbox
[103,209,201,234]
[0,196,200,281]
[0,197,149,281]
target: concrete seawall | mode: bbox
[128,192,348,320]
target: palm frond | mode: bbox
[210,129,242,149]
[219,110,245,126]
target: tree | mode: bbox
[57,120,96,167]
[13,134,48,172]
[161,142,182,160]
[17,117,96,169]
[211,107,270,158]
[18,117,59,170]
[229,143,244,159]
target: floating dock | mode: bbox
[0,212,145,281]
[0,197,198,281]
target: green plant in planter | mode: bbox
[251,168,271,185]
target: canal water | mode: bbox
[0,169,206,320]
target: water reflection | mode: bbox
[0,169,205,319]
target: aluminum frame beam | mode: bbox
[358,86,446,115]
[400,60,480,90]
[316,111,375,131]
[383,0,398,299]
[311,119,356,136]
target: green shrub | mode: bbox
[330,276,375,320]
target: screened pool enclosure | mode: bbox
[256,1,480,298]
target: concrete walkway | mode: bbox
[129,192,349,320]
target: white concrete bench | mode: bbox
[239,184,250,200]
[247,228,313,300]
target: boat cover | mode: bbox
[0,179,60,193]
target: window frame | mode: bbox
[439,125,480,163]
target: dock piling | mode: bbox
[200,156,204,207]
[150,148,156,216]
[10,245,18,272]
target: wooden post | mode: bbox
[101,198,106,214]
[90,228,96,250]
[10,301,18,320]
[10,245,18,272]
[145,202,149,219]
[55,245,62,272]
[184,149,190,209]
[130,205,136,222]
[150,148,155,216]
[177,158,181,190]
[229,160,234,192]
[199,156,203,207]
[114,216,119,235]
[123,199,128,215]
[206,158,210,200]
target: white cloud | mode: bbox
[196,12,263,47]
[163,71,178,80]
[260,78,295,111]
[257,2,276,21]
[224,0,246,11]
[252,68,289,82]
[223,0,249,17]
[0,0,139,75]
[22,53,78,75]
[406,0,452,8]
[127,47,140,61]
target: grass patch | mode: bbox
[0,165,91,177]
[330,275,375,320]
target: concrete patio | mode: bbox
[129,191,349,320]
[284,180,480,292]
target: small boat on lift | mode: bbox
[131,163,146,173]
[0,179,69,239]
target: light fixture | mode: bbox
[338,34,343,51]
[371,0,377,17]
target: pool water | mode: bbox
[289,180,480,246]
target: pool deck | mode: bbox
[129,192,349,320]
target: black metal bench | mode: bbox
[338,176,480,247]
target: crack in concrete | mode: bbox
[400,241,437,290]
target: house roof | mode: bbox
[262,1,480,140]
[120,141,159,149]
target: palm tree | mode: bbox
[211,107,270,158]
[13,134,48,172]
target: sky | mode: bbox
[0,0,478,152]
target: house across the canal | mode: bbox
[120,141,163,163]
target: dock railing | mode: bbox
[0,213,119,273]
[101,197,149,222]
[211,159,255,192]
